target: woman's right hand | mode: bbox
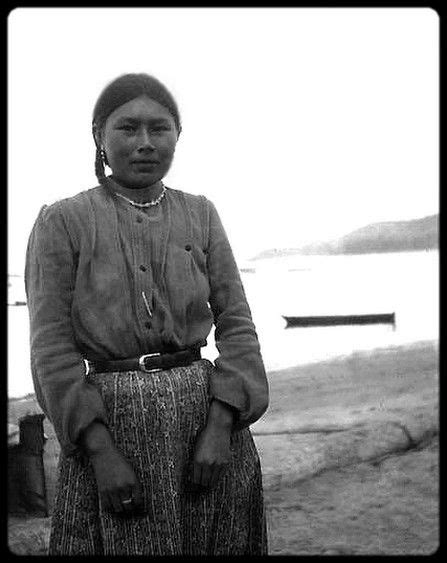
[90,446,144,516]
[79,421,143,516]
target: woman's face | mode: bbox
[100,95,179,189]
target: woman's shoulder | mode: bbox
[59,185,105,206]
[42,185,107,214]
[167,186,214,212]
[33,186,107,233]
[168,186,205,201]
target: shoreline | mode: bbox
[8,338,438,405]
[266,338,438,375]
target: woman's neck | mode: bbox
[107,176,164,204]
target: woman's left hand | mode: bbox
[191,400,235,490]
[191,422,232,490]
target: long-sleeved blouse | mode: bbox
[25,179,269,457]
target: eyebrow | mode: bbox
[114,116,172,125]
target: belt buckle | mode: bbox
[139,352,162,373]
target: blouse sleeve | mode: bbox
[205,199,269,430]
[24,202,109,457]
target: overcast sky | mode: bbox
[8,7,439,274]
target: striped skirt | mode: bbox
[48,359,268,555]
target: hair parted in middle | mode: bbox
[92,73,182,184]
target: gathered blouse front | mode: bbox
[25,179,269,456]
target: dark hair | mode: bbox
[92,73,182,183]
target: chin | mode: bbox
[130,173,161,189]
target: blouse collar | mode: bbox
[104,175,165,204]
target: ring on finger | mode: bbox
[122,498,133,505]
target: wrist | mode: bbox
[207,399,235,430]
[79,421,115,458]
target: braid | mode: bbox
[92,120,107,184]
[95,146,107,184]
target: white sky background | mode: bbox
[8,7,439,275]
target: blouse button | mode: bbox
[185,244,192,251]
[139,265,147,272]
[144,321,151,329]
[136,216,143,223]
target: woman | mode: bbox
[25,73,269,555]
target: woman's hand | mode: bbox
[191,400,235,490]
[191,424,232,490]
[90,446,144,516]
[79,421,143,516]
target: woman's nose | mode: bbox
[137,129,155,151]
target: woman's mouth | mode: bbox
[132,160,159,165]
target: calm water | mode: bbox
[8,250,439,399]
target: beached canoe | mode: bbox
[283,313,396,328]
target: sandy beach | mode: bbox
[8,340,439,555]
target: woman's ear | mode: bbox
[92,122,103,149]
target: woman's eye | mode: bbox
[116,124,170,134]
[152,126,170,133]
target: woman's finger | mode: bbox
[209,464,223,490]
[132,480,144,512]
[102,491,118,515]
[99,491,111,514]
[110,490,124,514]
[200,464,212,489]
[120,488,134,515]
[192,462,202,487]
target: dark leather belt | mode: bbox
[85,347,202,375]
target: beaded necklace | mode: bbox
[115,184,167,208]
